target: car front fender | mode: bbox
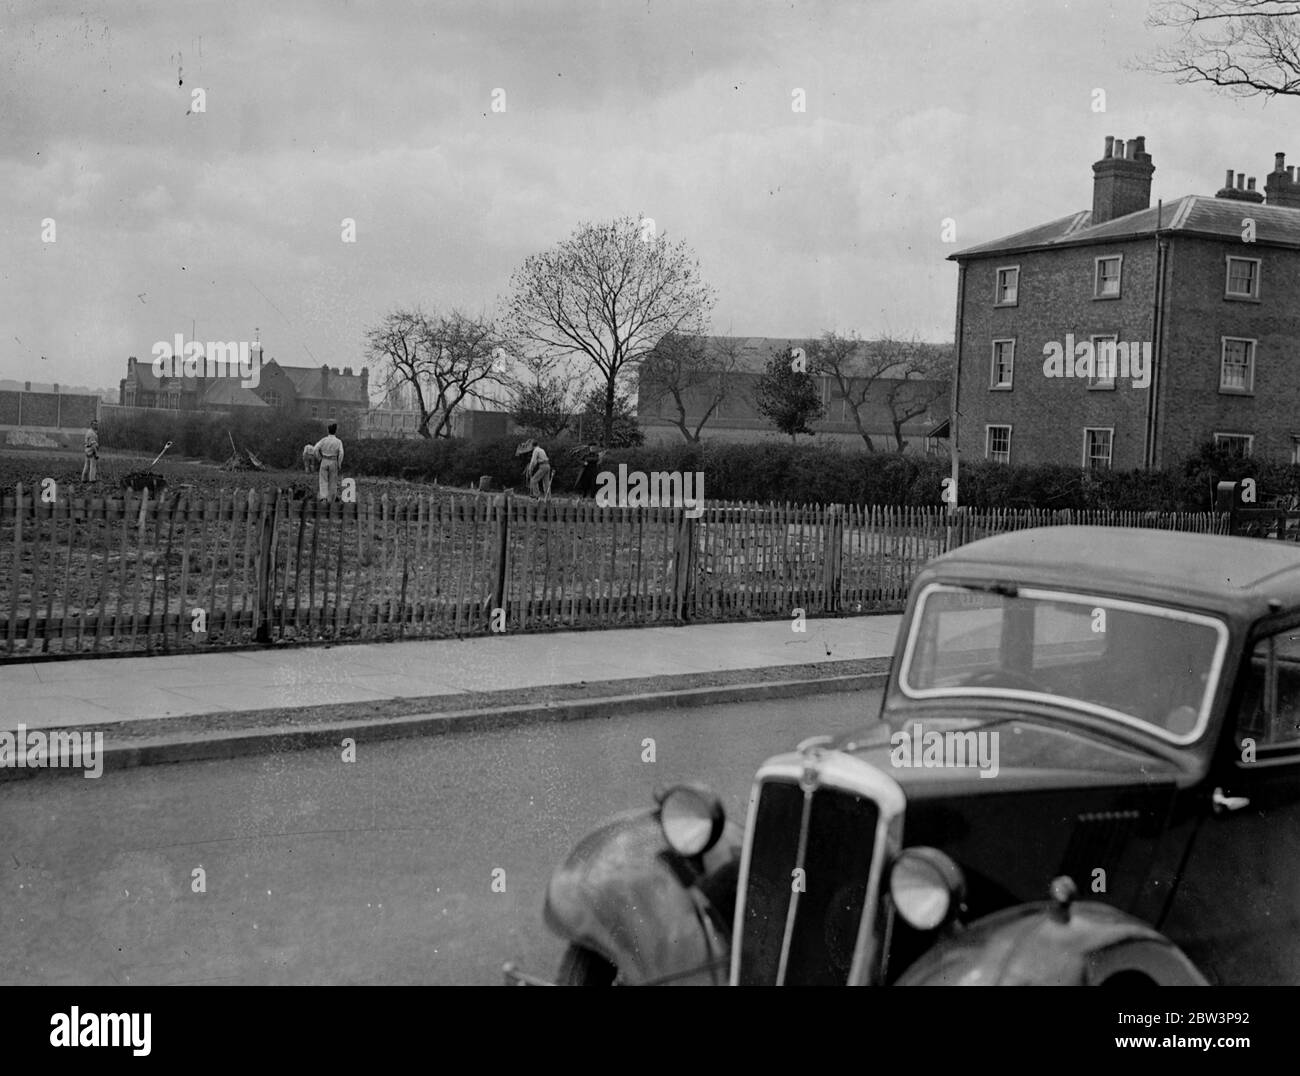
[543,808,742,985]
[895,900,1208,986]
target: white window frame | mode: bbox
[1088,334,1118,390]
[990,339,1015,389]
[1225,256,1261,300]
[1214,432,1254,458]
[986,424,1012,463]
[995,265,1020,306]
[1219,337,1256,394]
[1094,254,1123,299]
[1082,427,1114,471]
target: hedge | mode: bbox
[95,417,1299,511]
[98,409,357,470]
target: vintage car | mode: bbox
[504,526,1300,986]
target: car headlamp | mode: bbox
[890,847,966,931]
[657,784,725,858]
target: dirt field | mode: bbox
[0,446,500,504]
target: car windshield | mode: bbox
[899,584,1229,743]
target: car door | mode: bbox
[1158,622,1300,985]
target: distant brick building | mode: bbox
[119,356,370,421]
[0,381,99,430]
[637,335,950,452]
[949,136,1300,471]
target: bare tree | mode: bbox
[1145,1,1300,98]
[807,332,951,452]
[421,310,504,438]
[365,308,504,439]
[638,332,742,442]
[505,216,715,447]
[808,330,915,452]
[880,342,952,453]
[365,308,428,428]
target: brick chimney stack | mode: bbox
[1264,151,1300,208]
[1217,168,1265,203]
[1092,135,1155,225]
[321,363,330,396]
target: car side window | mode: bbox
[1237,629,1300,752]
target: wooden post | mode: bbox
[255,489,279,644]
[672,509,697,621]
[154,491,181,652]
[8,483,22,655]
[821,503,843,614]
[491,492,510,624]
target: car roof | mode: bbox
[924,526,1300,619]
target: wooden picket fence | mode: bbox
[0,484,1229,659]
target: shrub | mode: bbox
[100,408,354,470]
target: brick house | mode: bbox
[949,136,1300,471]
[120,355,370,422]
[637,335,951,452]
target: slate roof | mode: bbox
[951,194,1300,260]
[200,380,270,407]
[281,363,368,403]
[675,335,952,376]
[125,357,367,404]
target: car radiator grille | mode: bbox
[736,778,881,985]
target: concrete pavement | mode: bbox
[0,615,902,772]
[3,616,900,729]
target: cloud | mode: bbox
[1,0,1295,390]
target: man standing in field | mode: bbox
[81,419,99,481]
[518,439,551,499]
[313,422,344,502]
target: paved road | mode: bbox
[1,688,883,985]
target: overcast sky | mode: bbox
[1,0,1293,393]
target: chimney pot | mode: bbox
[1226,168,1235,188]
[24,381,30,391]
[1277,152,1288,172]
[1290,166,1297,183]
[1115,139,1126,159]
[1248,177,1257,191]
[1104,135,1115,158]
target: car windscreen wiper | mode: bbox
[951,580,1019,599]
